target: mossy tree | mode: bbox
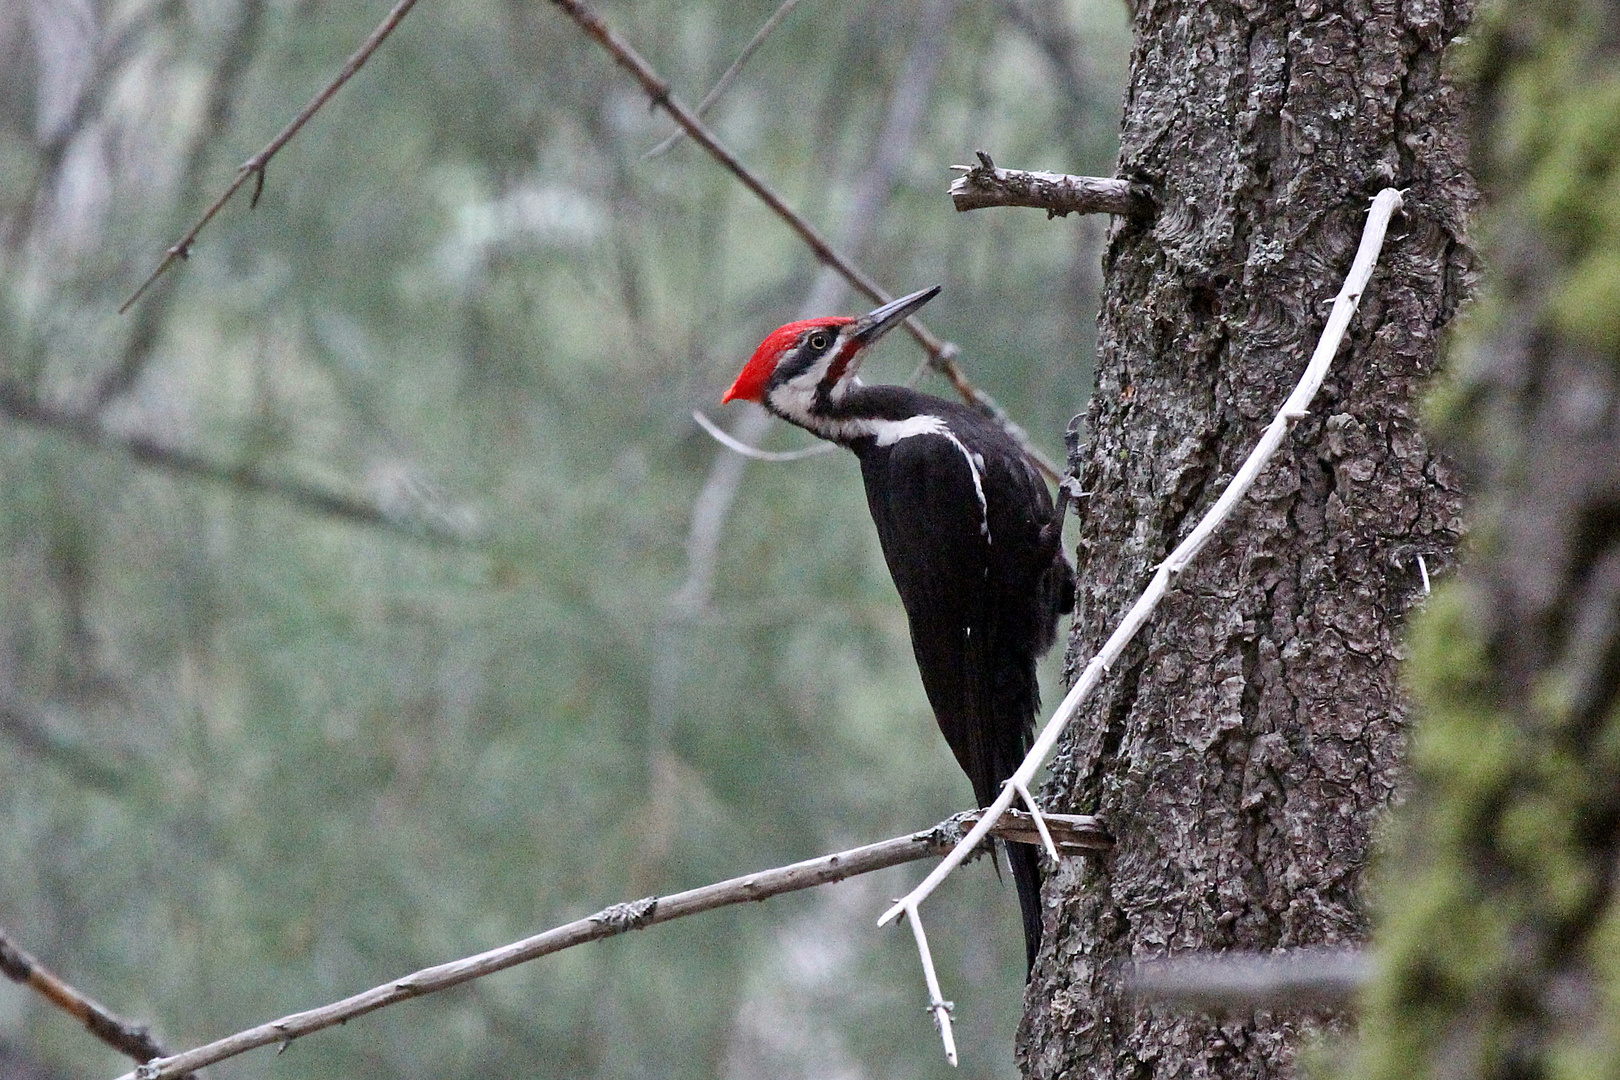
[1350,1,1620,1075]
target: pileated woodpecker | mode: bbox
[722,285,1074,972]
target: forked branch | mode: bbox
[109,810,1106,1080]
[878,188,1406,1061]
[119,0,423,312]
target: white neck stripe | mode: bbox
[759,395,991,542]
[872,416,990,541]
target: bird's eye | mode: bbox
[807,331,831,352]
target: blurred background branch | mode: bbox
[118,0,423,313]
[88,0,267,407]
[642,0,806,160]
[0,927,192,1077]
[1125,948,1368,1012]
[0,385,474,543]
[0,0,1125,1075]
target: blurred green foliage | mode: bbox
[1346,1,1620,1076]
[0,0,1126,1076]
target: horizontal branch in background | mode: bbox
[949,152,1152,218]
[549,0,1060,482]
[691,409,834,462]
[111,810,1108,1080]
[879,188,1406,1061]
[0,387,472,546]
[1126,948,1368,1012]
[0,927,194,1079]
[0,696,130,793]
[119,0,422,312]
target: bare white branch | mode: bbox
[691,410,835,462]
[879,188,1405,1058]
[1418,553,1431,594]
[1008,780,1061,864]
[903,906,958,1066]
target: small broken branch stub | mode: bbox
[968,808,1112,854]
[949,153,1150,218]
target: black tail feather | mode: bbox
[1006,837,1043,976]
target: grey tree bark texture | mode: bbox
[1022,1,1475,1076]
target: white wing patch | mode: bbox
[869,414,950,445]
[869,415,990,541]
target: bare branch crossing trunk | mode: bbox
[1025,0,1474,1075]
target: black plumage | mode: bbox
[723,287,1074,972]
[847,390,1073,972]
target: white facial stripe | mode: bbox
[764,331,850,422]
[759,394,991,542]
[766,380,820,424]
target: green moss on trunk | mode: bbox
[1349,2,1620,1076]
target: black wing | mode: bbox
[857,429,1004,805]
[856,422,1067,973]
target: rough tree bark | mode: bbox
[1347,2,1620,1076]
[1022,0,1474,1076]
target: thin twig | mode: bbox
[1009,780,1061,863]
[109,810,1105,1080]
[0,927,193,1078]
[948,151,1151,217]
[692,410,834,462]
[878,188,1405,1060]
[549,0,879,313]
[92,0,269,405]
[1126,947,1368,1012]
[642,0,807,159]
[549,0,1059,482]
[0,386,473,545]
[904,907,958,1065]
[119,0,423,313]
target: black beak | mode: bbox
[850,285,941,347]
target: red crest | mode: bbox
[722,318,853,403]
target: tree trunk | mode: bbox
[1022,0,1474,1075]
[1346,2,1620,1075]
